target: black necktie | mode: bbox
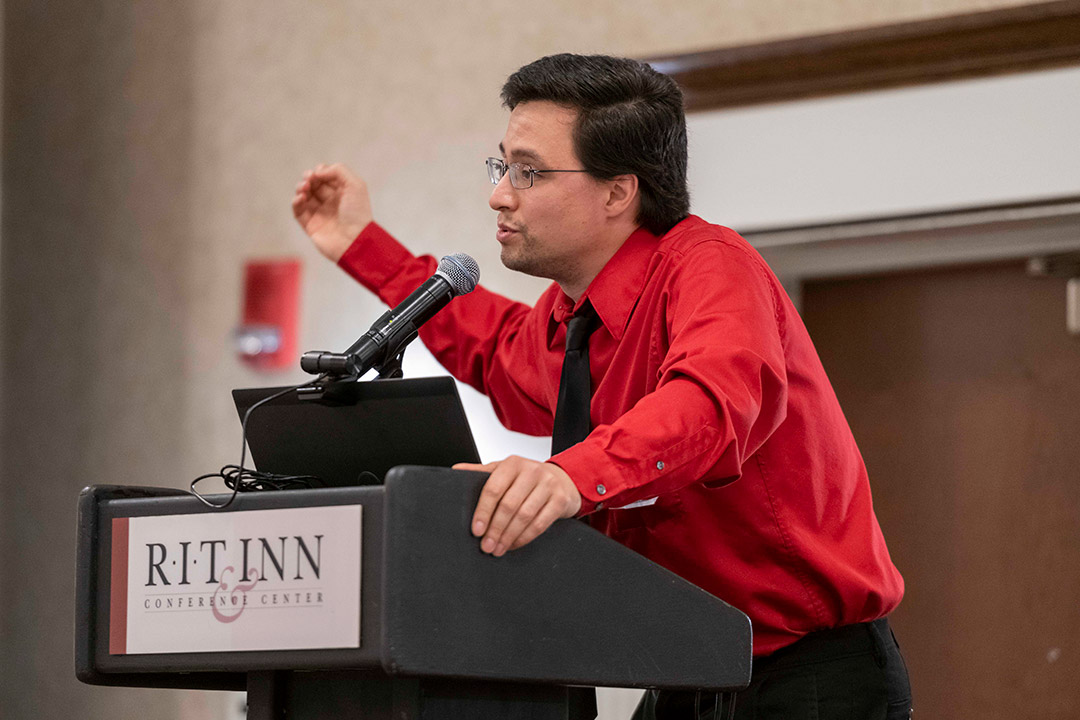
[550,304,601,719]
[552,303,599,455]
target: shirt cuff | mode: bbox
[548,441,628,515]
[337,221,421,295]
[549,422,721,515]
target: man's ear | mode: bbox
[604,174,639,218]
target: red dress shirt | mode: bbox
[339,215,904,655]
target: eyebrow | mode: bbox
[498,142,543,164]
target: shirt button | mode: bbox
[596,484,607,495]
[656,461,665,470]
[596,502,605,510]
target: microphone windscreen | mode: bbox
[437,253,480,296]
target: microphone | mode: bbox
[301,253,480,378]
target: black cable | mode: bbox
[193,464,320,493]
[189,380,321,509]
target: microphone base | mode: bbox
[296,376,362,406]
[374,350,405,380]
[296,348,407,405]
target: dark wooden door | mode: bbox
[802,261,1080,719]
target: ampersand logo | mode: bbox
[211,566,259,623]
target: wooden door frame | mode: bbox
[648,1,1080,112]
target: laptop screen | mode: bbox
[232,376,480,487]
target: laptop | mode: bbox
[232,376,480,487]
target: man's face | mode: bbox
[489,101,611,288]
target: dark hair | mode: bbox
[501,53,689,235]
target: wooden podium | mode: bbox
[76,467,752,719]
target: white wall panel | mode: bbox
[688,66,1080,231]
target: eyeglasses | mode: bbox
[486,157,589,190]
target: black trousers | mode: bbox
[631,618,912,720]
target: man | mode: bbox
[293,53,911,719]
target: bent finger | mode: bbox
[311,179,337,202]
[453,461,498,472]
[494,486,550,556]
[471,459,519,538]
[483,470,539,552]
[509,498,563,551]
[312,164,345,185]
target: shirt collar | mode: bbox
[550,225,660,341]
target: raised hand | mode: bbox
[292,163,374,262]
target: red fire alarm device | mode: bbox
[235,258,301,371]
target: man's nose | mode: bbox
[489,173,517,212]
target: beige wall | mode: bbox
[0,1,1034,718]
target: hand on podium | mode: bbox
[292,163,374,262]
[453,456,582,557]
